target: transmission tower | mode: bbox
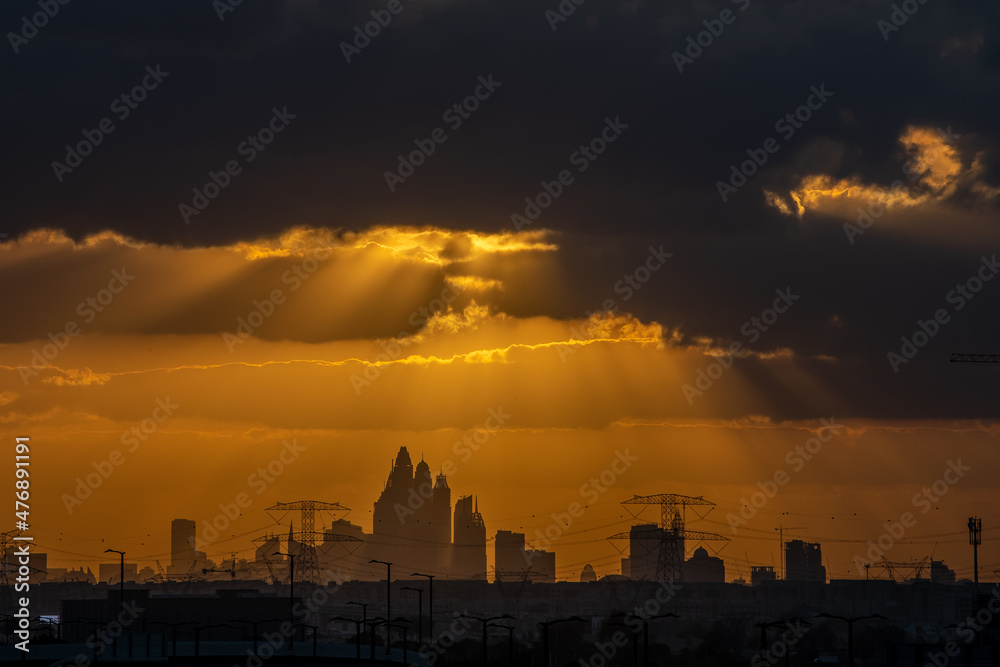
[0,529,21,586]
[493,569,546,613]
[265,501,360,584]
[864,557,930,582]
[203,553,250,583]
[608,494,730,583]
[0,529,25,613]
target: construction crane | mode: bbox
[608,493,730,583]
[203,553,248,583]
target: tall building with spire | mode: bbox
[452,495,487,579]
[432,473,452,546]
[370,446,456,574]
[373,447,416,540]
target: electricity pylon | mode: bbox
[265,501,360,584]
[609,494,730,583]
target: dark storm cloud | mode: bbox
[1,0,998,419]
[1,0,997,241]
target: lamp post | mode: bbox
[79,618,107,663]
[230,618,281,654]
[103,549,125,608]
[539,616,587,667]
[369,617,407,663]
[487,623,515,667]
[149,621,196,657]
[815,613,886,667]
[640,613,678,667]
[192,623,234,658]
[607,622,639,667]
[332,616,364,659]
[347,601,367,645]
[273,552,295,623]
[411,572,435,642]
[369,560,392,655]
[402,586,424,647]
[293,623,318,657]
[460,614,515,667]
[757,618,815,667]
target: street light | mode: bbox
[61,618,106,657]
[368,560,392,656]
[273,551,296,622]
[641,613,677,667]
[411,572,435,642]
[332,616,365,659]
[192,622,234,658]
[292,623,318,657]
[814,613,886,667]
[614,611,678,667]
[402,586,424,646]
[103,549,125,608]
[607,622,639,667]
[487,623,516,667]
[369,616,408,663]
[460,614,514,667]
[230,618,282,654]
[77,618,110,662]
[347,601,367,644]
[539,616,588,667]
[757,618,815,667]
[148,621,196,657]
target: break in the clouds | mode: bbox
[2,0,999,581]
[764,125,1000,221]
[1,220,998,422]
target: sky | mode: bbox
[1,0,999,582]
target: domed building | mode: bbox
[580,563,597,583]
[682,546,725,583]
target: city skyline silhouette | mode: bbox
[3,0,1000,663]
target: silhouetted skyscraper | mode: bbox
[452,495,486,579]
[751,565,776,586]
[373,447,416,540]
[495,529,555,582]
[628,523,662,580]
[432,474,451,545]
[371,447,455,574]
[784,539,825,582]
[495,530,526,577]
[253,534,280,563]
[525,548,555,582]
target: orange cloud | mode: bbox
[0,225,559,344]
[765,125,998,218]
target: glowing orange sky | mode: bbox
[2,224,999,582]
